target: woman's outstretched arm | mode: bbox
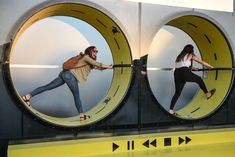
[192,55,214,68]
[94,64,113,70]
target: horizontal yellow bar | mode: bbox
[8,127,235,157]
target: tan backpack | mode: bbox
[62,53,85,70]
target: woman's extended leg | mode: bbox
[22,71,65,104]
[30,72,65,97]
[169,68,185,114]
[169,82,185,114]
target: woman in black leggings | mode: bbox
[169,44,216,115]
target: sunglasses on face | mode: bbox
[93,49,98,53]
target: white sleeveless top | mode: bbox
[175,54,191,68]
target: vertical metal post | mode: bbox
[0,139,9,157]
[233,0,235,16]
[137,2,142,132]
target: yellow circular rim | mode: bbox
[150,15,233,120]
[9,3,132,127]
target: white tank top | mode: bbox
[175,55,191,68]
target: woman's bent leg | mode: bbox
[185,71,208,94]
[61,71,83,114]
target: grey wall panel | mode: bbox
[0,44,22,138]
[0,0,235,139]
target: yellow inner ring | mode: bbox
[167,15,233,119]
[10,3,132,127]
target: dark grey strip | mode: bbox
[215,70,218,80]
[148,67,235,71]
[113,85,120,97]
[95,106,106,114]
[71,10,85,14]
[197,68,235,71]
[214,53,217,60]
[114,37,120,50]
[188,22,197,28]
[96,19,107,28]
[204,34,211,44]
[191,107,200,113]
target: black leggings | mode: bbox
[170,67,208,110]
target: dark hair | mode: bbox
[84,46,97,60]
[176,44,195,62]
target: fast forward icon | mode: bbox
[178,136,191,145]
